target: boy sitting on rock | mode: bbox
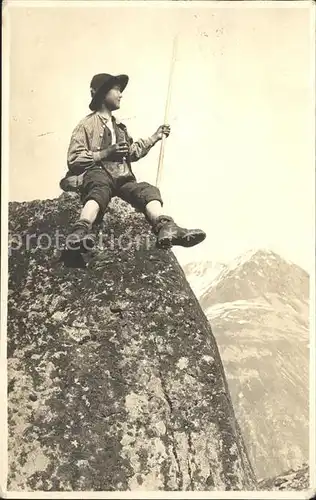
[60,73,206,252]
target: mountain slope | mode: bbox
[182,261,226,300]
[258,463,309,491]
[185,250,309,481]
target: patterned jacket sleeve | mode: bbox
[67,122,100,174]
[123,126,156,162]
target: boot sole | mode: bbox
[158,230,206,249]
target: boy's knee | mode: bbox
[81,186,111,218]
[137,182,163,206]
[118,180,163,212]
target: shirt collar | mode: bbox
[96,112,122,126]
[97,112,111,123]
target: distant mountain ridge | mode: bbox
[183,249,309,481]
[199,249,309,308]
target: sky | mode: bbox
[5,1,315,272]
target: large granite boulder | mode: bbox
[7,194,256,491]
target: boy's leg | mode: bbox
[118,181,206,248]
[67,167,114,251]
[79,199,100,225]
[118,180,164,223]
[144,200,166,224]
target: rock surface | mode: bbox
[7,194,256,492]
[258,464,310,492]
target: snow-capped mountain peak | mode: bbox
[199,249,309,309]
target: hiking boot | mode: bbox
[66,219,95,252]
[153,216,206,249]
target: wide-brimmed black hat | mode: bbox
[89,73,129,111]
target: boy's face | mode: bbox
[103,84,122,111]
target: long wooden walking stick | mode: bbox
[155,35,178,188]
